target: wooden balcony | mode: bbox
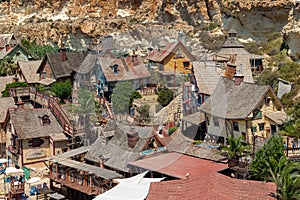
[10,182,25,194]
[48,173,104,196]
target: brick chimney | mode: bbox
[234,74,244,85]
[132,50,139,64]
[224,62,236,80]
[127,127,139,148]
[59,44,67,61]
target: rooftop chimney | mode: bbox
[234,73,244,86]
[224,62,236,80]
[59,44,67,62]
[127,127,139,148]
[4,38,10,52]
[132,50,139,64]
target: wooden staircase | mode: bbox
[176,87,183,121]
[9,87,76,137]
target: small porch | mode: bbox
[47,158,122,198]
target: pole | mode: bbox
[173,60,176,98]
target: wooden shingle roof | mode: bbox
[199,77,270,119]
[18,60,41,83]
[147,41,196,63]
[41,52,86,78]
[85,123,154,172]
[0,97,15,123]
[9,108,64,139]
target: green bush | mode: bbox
[21,39,58,59]
[51,80,72,103]
[129,90,142,107]
[1,82,28,97]
[168,127,177,136]
[157,87,173,107]
[250,136,285,180]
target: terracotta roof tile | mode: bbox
[147,173,276,200]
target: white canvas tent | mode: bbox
[93,171,164,200]
[5,167,23,176]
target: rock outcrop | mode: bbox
[0,0,299,59]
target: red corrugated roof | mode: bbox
[147,172,276,200]
[129,152,227,179]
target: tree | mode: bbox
[1,82,28,97]
[129,90,142,107]
[0,56,17,76]
[51,80,72,103]
[111,81,134,114]
[222,136,250,167]
[72,88,95,128]
[72,88,97,145]
[21,39,58,59]
[266,157,300,200]
[112,49,130,58]
[157,87,173,107]
[137,104,150,122]
[250,136,285,181]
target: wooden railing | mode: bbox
[9,87,76,137]
[285,147,300,158]
[10,182,24,194]
[103,98,114,119]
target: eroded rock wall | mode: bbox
[0,0,298,58]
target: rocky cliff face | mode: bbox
[0,0,298,59]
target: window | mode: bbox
[258,123,265,131]
[206,117,210,126]
[28,138,44,147]
[253,109,262,119]
[42,71,46,79]
[251,126,257,132]
[183,61,190,69]
[111,64,119,74]
[8,123,11,132]
[242,132,246,140]
[233,122,239,131]
[265,97,271,107]
[40,115,50,125]
[213,117,219,127]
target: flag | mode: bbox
[23,166,30,180]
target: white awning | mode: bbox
[93,171,164,200]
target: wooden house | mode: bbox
[199,76,287,145]
[4,108,69,168]
[213,29,264,78]
[76,54,150,100]
[46,121,166,199]
[0,43,36,64]
[0,97,15,157]
[0,33,17,52]
[36,47,86,85]
[84,121,166,177]
[147,41,196,75]
[17,60,42,85]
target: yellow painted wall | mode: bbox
[54,140,69,155]
[206,91,285,145]
[163,53,193,74]
[246,90,283,144]
[22,138,51,165]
